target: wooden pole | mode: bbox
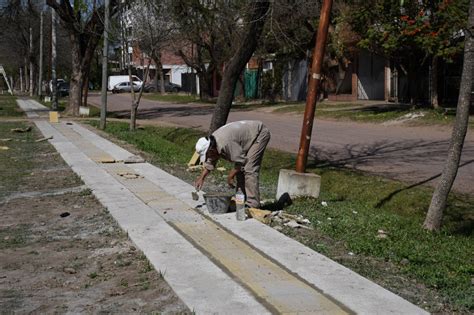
[295,0,333,173]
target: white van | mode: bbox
[108,75,142,91]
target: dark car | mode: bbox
[58,82,69,97]
[145,82,181,93]
[112,81,141,94]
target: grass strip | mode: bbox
[90,120,473,312]
[0,95,23,117]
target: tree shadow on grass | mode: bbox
[307,140,474,236]
[105,104,215,120]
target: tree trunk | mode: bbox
[130,61,151,131]
[24,61,28,93]
[209,1,270,133]
[430,55,439,109]
[408,57,417,107]
[198,71,213,101]
[68,37,83,116]
[159,62,165,95]
[83,73,90,108]
[423,0,474,231]
[67,32,99,116]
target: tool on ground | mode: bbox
[192,190,199,201]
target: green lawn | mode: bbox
[90,121,473,313]
[0,95,22,117]
[274,102,474,127]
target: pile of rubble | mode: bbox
[247,208,313,230]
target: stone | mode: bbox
[124,155,145,164]
[64,267,77,274]
[284,220,301,228]
[400,258,410,266]
[276,169,321,200]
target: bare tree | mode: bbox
[0,0,41,94]
[46,0,117,116]
[423,0,474,231]
[209,1,271,132]
[171,0,246,101]
[129,0,174,95]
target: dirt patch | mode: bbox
[0,120,189,313]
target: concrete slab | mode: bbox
[276,168,321,199]
[32,120,269,315]
[23,106,428,315]
[72,122,427,314]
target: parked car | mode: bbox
[57,82,69,97]
[112,81,141,94]
[108,75,142,91]
[145,82,181,93]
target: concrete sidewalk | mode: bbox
[17,99,428,314]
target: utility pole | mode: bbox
[51,9,58,111]
[100,0,110,130]
[29,27,34,97]
[38,11,44,97]
[295,0,333,173]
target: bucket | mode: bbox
[204,192,233,214]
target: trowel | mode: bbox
[191,190,199,201]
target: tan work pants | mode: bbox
[236,126,271,208]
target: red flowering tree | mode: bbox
[351,0,469,107]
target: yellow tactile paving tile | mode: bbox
[174,220,348,314]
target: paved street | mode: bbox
[89,93,474,195]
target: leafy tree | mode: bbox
[350,0,469,106]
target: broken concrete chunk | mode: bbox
[187,165,202,172]
[299,218,311,225]
[284,220,301,228]
[247,208,272,223]
[123,155,145,164]
[63,267,77,274]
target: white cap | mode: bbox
[195,137,210,163]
